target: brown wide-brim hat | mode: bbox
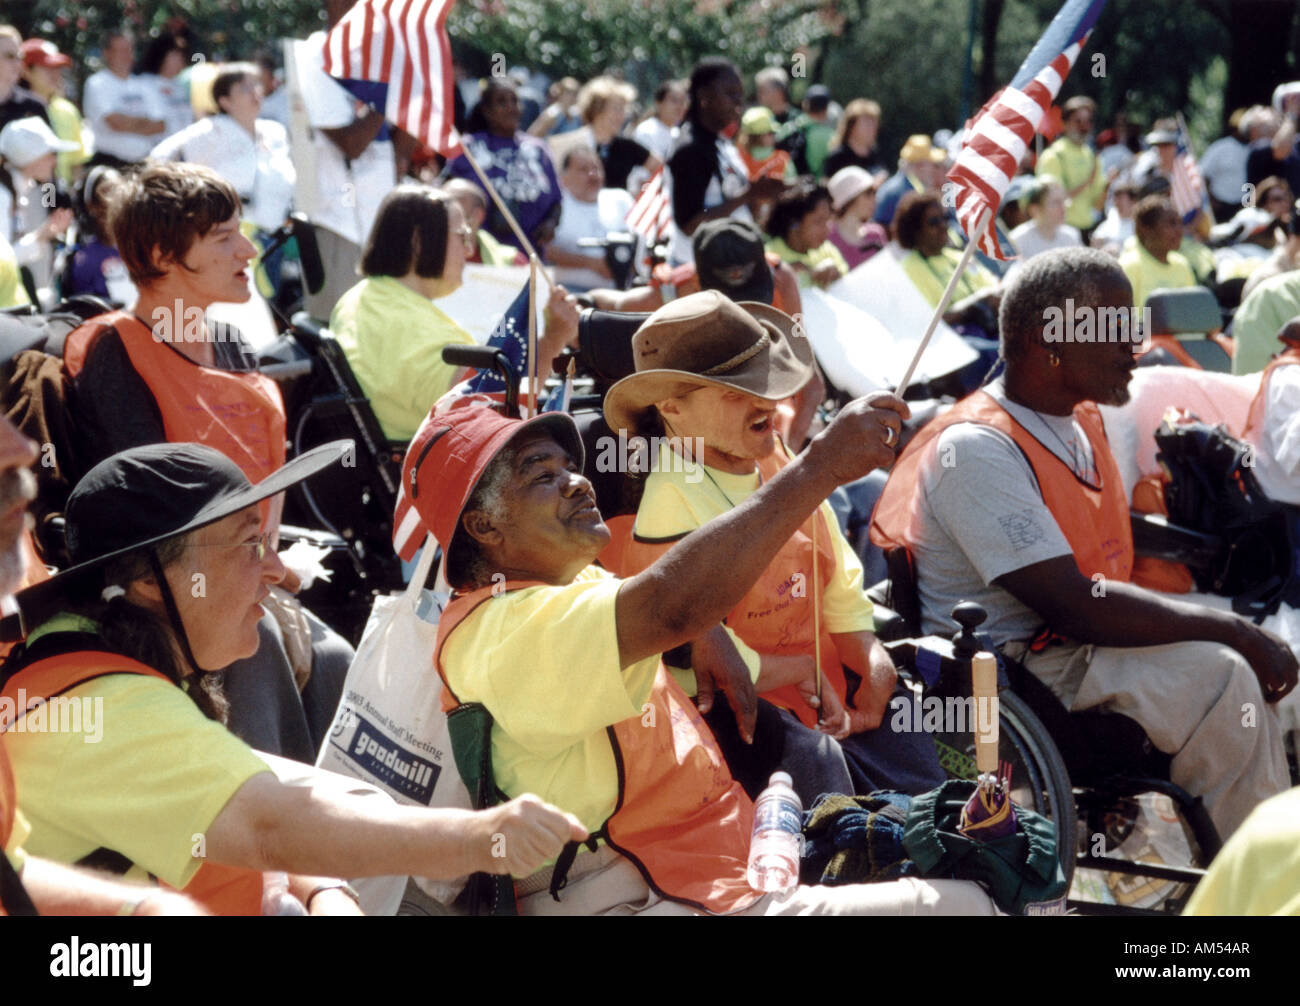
[603,290,816,434]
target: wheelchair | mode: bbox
[869,549,1223,916]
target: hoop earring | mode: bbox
[1048,351,1061,367]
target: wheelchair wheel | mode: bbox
[931,689,1077,885]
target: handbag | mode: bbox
[315,536,472,907]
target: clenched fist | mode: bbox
[805,391,911,486]
[472,794,588,877]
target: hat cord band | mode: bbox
[702,330,770,376]
[148,549,206,677]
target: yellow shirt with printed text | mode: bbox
[632,440,876,638]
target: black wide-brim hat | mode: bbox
[2,439,353,641]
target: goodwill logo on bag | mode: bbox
[327,708,442,804]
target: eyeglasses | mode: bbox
[190,532,273,561]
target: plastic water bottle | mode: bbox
[746,771,803,893]
[261,871,309,916]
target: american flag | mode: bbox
[947,0,1108,259]
[1171,126,1206,221]
[322,0,460,157]
[466,281,532,396]
[392,407,444,562]
[626,167,673,243]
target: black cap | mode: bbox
[693,218,775,304]
[803,84,831,111]
[3,439,353,641]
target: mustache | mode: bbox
[0,467,37,513]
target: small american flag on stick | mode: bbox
[626,167,673,244]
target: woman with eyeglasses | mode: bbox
[0,441,586,915]
[330,183,579,444]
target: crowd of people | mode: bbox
[2,10,1300,918]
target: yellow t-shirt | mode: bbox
[4,803,31,875]
[440,566,660,832]
[1118,242,1197,309]
[766,236,849,288]
[633,441,876,638]
[0,235,31,310]
[48,95,91,184]
[900,247,997,308]
[1037,137,1106,231]
[330,276,477,443]
[4,671,271,889]
[1183,787,1300,916]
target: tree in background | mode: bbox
[8,0,1297,159]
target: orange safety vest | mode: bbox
[63,310,287,491]
[870,392,1134,633]
[0,651,264,915]
[433,580,761,915]
[618,447,843,728]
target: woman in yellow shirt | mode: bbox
[765,180,849,289]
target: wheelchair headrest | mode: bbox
[577,308,650,384]
[1146,286,1221,336]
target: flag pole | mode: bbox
[894,206,993,399]
[811,514,823,717]
[460,142,556,293]
[528,253,539,417]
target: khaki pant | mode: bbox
[1006,638,1291,840]
[516,845,998,917]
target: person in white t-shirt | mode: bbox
[0,116,75,300]
[547,145,634,292]
[1090,178,1138,257]
[632,79,687,164]
[81,31,166,165]
[292,1,396,320]
[137,29,194,140]
[1008,177,1081,264]
[151,63,295,234]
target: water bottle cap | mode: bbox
[770,771,793,787]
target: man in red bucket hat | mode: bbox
[404,296,998,916]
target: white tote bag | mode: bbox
[316,535,472,906]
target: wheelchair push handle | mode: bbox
[972,651,1000,775]
[441,345,521,418]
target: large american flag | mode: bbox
[947,0,1108,259]
[322,0,460,157]
[626,167,673,243]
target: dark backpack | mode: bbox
[1154,416,1300,618]
[0,310,94,567]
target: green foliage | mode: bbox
[447,0,836,101]
[13,0,324,85]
